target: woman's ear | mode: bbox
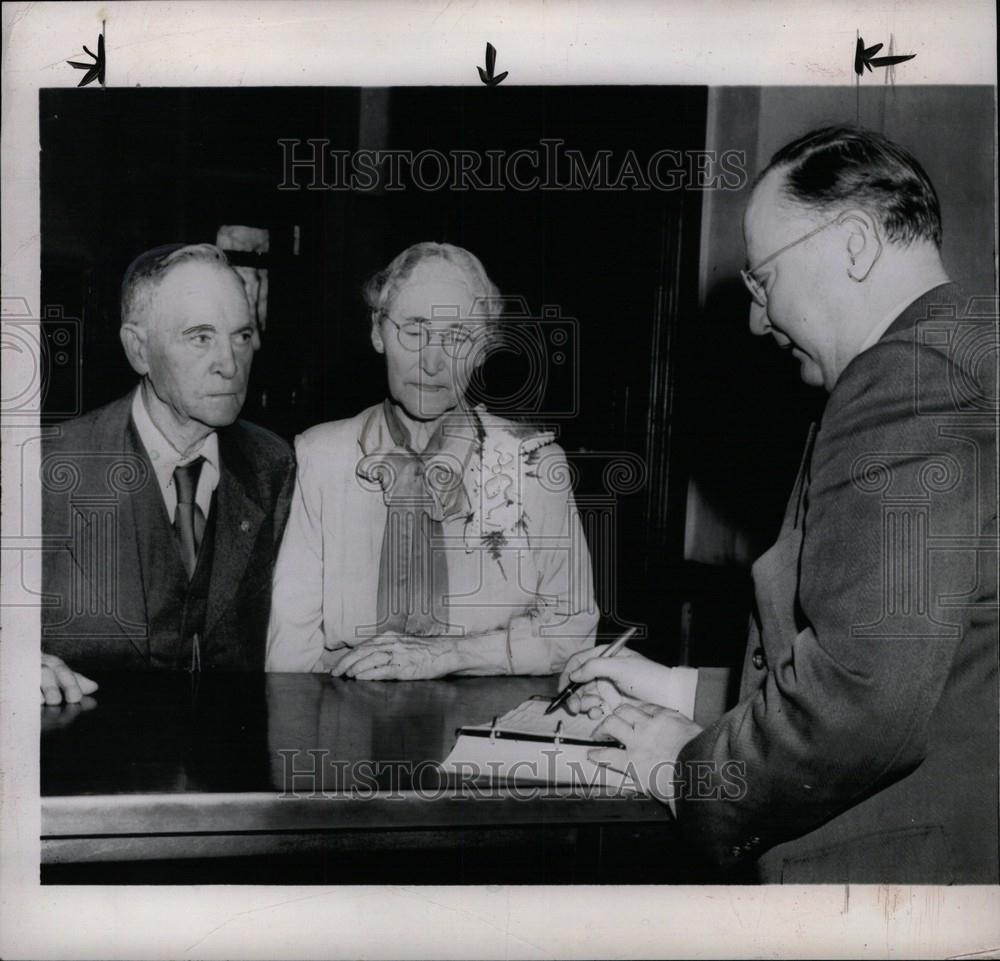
[120,323,150,376]
[839,209,883,282]
[370,312,385,354]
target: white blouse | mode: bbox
[266,403,598,674]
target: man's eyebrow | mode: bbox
[181,323,256,335]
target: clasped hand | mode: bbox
[329,632,456,680]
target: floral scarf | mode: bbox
[357,400,476,636]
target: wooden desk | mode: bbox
[42,673,697,883]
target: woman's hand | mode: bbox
[328,633,458,680]
[556,647,678,716]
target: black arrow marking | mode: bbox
[67,28,105,87]
[854,36,914,75]
[478,42,508,86]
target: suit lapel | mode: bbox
[745,423,817,685]
[119,418,154,659]
[205,426,266,636]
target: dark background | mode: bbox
[36,84,996,888]
[39,85,994,692]
[41,86,749,667]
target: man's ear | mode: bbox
[370,313,385,354]
[120,323,150,376]
[839,209,883,282]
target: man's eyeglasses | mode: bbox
[740,216,841,307]
[381,313,480,354]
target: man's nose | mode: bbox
[748,300,771,337]
[213,339,239,378]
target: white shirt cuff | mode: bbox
[665,666,700,720]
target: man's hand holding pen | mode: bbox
[557,646,671,717]
[558,645,703,811]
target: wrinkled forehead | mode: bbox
[388,260,479,321]
[149,261,250,324]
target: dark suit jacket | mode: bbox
[677,283,999,883]
[41,392,295,671]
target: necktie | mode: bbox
[173,457,206,579]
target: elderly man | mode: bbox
[40,243,295,703]
[561,127,997,883]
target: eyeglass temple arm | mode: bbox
[745,215,842,275]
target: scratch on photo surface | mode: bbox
[182,893,330,953]
[393,886,548,954]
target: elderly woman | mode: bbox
[266,242,597,678]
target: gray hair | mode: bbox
[361,242,503,329]
[120,242,239,326]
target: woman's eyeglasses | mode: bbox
[382,314,481,354]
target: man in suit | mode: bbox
[41,243,295,703]
[560,127,998,883]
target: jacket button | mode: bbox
[752,647,767,670]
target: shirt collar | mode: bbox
[130,385,220,482]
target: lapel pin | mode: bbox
[240,519,251,533]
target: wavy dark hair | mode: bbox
[759,126,942,248]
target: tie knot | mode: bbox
[173,457,204,505]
